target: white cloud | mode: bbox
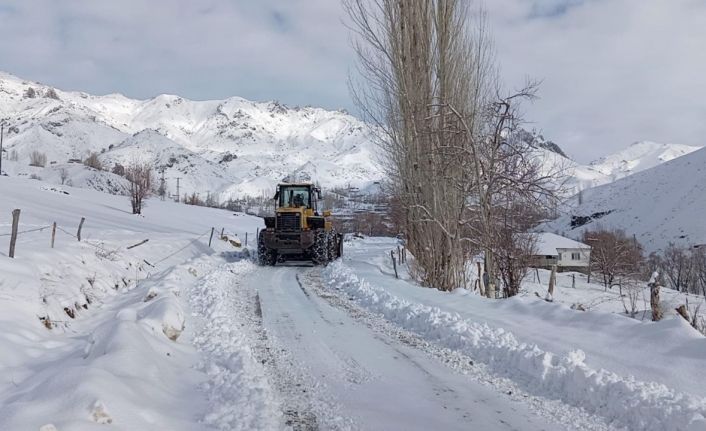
[0,0,704,161]
[0,0,352,110]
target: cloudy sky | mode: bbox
[0,0,704,162]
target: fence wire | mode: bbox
[0,225,52,237]
[4,217,255,269]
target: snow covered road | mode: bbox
[221,262,568,431]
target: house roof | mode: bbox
[533,232,590,256]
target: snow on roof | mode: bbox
[533,232,590,256]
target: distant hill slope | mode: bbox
[543,146,706,252]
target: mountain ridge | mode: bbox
[0,71,701,203]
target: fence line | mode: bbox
[3,209,260,268]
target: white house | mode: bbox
[531,232,591,272]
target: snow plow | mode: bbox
[258,182,343,265]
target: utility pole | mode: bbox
[175,177,181,203]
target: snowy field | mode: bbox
[1,175,705,430]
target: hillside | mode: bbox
[544,146,706,252]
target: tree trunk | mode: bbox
[485,250,495,299]
[477,261,485,296]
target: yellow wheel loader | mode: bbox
[258,183,343,266]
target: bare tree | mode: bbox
[346,0,564,293]
[583,228,643,290]
[126,160,153,214]
[185,192,203,206]
[205,192,219,208]
[29,150,47,167]
[83,152,103,170]
[495,229,537,297]
[59,167,69,185]
[620,279,645,318]
[693,248,706,298]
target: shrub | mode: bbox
[45,88,60,100]
[112,163,125,177]
[29,151,47,167]
[83,152,103,170]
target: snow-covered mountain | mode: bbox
[553,140,701,195]
[543,145,706,252]
[588,140,701,181]
[0,71,381,199]
[1,71,701,204]
[508,130,702,197]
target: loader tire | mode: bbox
[258,232,277,266]
[328,229,338,261]
[312,229,329,266]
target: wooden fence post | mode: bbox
[77,217,85,241]
[220,227,224,238]
[208,227,215,247]
[547,265,557,301]
[245,232,248,246]
[51,222,56,248]
[127,239,149,249]
[9,209,20,258]
[391,250,398,279]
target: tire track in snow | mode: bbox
[303,268,614,431]
[253,266,357,431]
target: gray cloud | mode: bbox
[487,0,706,161]
[0,0,704,161]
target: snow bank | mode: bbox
[323,261,706,431]
[185,259,282,430]
[0,261,209,430]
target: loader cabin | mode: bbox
[264,183,331,233]
[276,184,319,210]
[274,183,322,213]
